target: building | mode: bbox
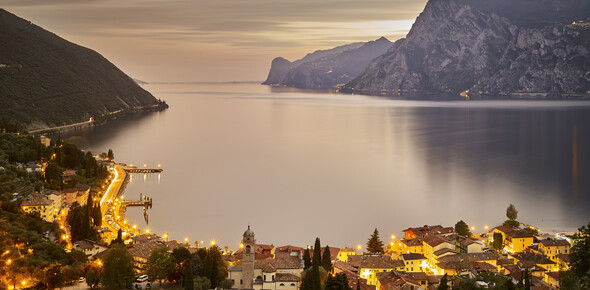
[337,247,356,262]
[349,255,398,287]
[62,188,79,207]
[228,227,302,290]
[39,135,51,147]
[21,192,55,222]
[400,253,427,273]
[73,239,109,258]
[398,238,423,255]
[403,225,455,240]
[422,235,454,271]
[505,231,534,253]
[538,239,570,262]
[61,170,77,183]
[275,245,304,260]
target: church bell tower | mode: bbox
[242,226,255,289]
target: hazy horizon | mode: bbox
[3,0,428,83]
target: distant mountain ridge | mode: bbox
[262,37,392,89]
[346,0,590,97]
[0,9,167,130]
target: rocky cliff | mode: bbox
[263,37,392,89]
[0,9,168,130]
[346,0,590,97]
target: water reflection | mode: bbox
[61,83,590,247]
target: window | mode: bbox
[240,279,243,285]
[290,283,296,286]
[280,284,285,287]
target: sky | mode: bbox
[3,0,428,82]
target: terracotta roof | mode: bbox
[436,261,496,272]
[555,253,570,262]
[131,234,161,244]
[262,263,276,273]
[376,271,420,289]
[437,252,498,264]
[401,238,423,247]
[459,238,483,247]
[539,239,570,247]
[309,246,340,261]
[401,253,426,261]
[22,193,53,206]
[76,184,90,191]
[254,258,301,270]
[545,271,563,281]
[334,260,358,275]
[74,240,94,251]
[497,258,515,266]
[129,241,165,260]
[493,226,515,234]
[275,245,305,252]
[433,248,457,257]
[506,230,534,238]
[275,273,300,282]
[392,259,405,268]
[404,225,455,238]
[349,255,397,269]
[422,235,451,248]
[514,253,555,265]
[62,188,78,194]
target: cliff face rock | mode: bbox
[347,0,590,97]
[0,9,167,129]
[262,37,392,89]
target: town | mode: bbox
[0,131,588,289]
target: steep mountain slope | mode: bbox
[0,9,167,130]
[263,37,392,89]
[346,0,590,97]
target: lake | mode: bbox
[61,83,590,249]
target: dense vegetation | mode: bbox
[0,9,167,130]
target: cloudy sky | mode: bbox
[4,0,428,82]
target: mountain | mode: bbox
[0,9,167,130]
[346,0,590,97]
[262,37,392,89]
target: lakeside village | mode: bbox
[0,132,588,290]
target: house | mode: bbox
[554,254,570,271]
[39,135,51,147]
[400,253,427,273]
[128,240,165,272]
[47,191,64,211]
[422,235,455,271]
[21,192,55,222]
[61,170,77,183]
[505,231,534,253]
[275,245,305,260]
[398,238,423,255]
[349,255,398,287]
[73,239,109,258]
[62,188,79,206]
[512,252,558,281]
[375,271,421,290]
[130,234,162,245]
[25,162,42,173]
[457,238,485,254]
[403,225,455,240]
[337,247,356,262]
[538,239,570,262]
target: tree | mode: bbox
[313,238,322,266]
[438,273,449,290]
[524,269,531,290]
[101,244,135,288]
[303,248,312,270]
[561,222,590,289]
[111,229,124,245]
[321,245,332,272]
[219,279,234,289]
[366,228,384,254]
[325,273,351,290]
[85,270,101,288]
[455,220,472,237]
[492,232,503,251]
[194,277,211,290]
[185,263,195,290]
[146,247,174,285]
[44,264,64,289]
[92,205,102,227]
[107,149,114,161]
[506,204,518,220]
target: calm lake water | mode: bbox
[62,83,590,249]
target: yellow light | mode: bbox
[22,281,26,286]
[163,234,169,239]
[60,225,64,229]
[390,242,394,246]
[146,229,150,233]
[6,259,11,265]
[133,225,137,229]
[484,225,489,230]
[123,220,127,224]
[391,235,395,240]
[97,260,102,266]
[471,226,475,231]
[357,245,362,250]
[185,238,189,243]
[240,244,244,248]
[211,241,216,246]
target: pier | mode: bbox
[123,167,163,173]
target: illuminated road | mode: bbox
[99,164,127,235]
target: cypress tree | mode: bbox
[185,263,195,290]
[524,269,531,290]
[437,273,449,290]
[321,245,332,272]
[313,238,321,266]
[93,205,102,227]
[303,248,312,270]
[310,264,321,290]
